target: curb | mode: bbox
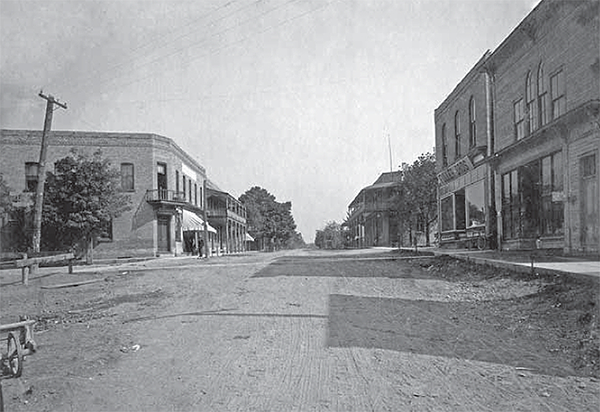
[431,250,597,279]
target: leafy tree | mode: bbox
[315,221,345,249]
[405,153,437,246]
[0,174,12,213]
[390,153,437,246]
[285,231,306,249]
[42,149,131,262]
[239,186,299,250]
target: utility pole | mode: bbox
[388,133,393,172]
[32,92,67,256]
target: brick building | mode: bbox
[435,0,599,254]
[0,129,246,258]
[435,51,496,249]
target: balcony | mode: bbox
[206,208,246,224]
[145,189,187,203]
[145,190,205,214]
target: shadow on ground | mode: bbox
[252,255,434,280]
[326,293,577,377]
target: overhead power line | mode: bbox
[77,0,334,98]
[50,0,250,94]
[58,0,299,97]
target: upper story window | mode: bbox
[537,63,548,127]
[550,69,566,120]
[526,71,537,134]
[175,170,180,193]
[454,111,461,159]
[468,97,476,148]
[25,162,38,192]
[120,163,134,192]
[514,98,525,140]
[157,163,167,197]
[441,123,448,167]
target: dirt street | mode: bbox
[1,249,599,411]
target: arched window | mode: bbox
[468,96,476,147]
[526,70,537,133]
[441,123,448,167]
[454,111,461,159]
[537,63,548,127]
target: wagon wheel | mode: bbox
[477,235,486,250]
[7,332,23,378]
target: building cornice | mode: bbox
[0,129,206,175]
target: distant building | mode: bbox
[435,0,599,254]
[345,171,403,248]
[0,129,246,258]
[206,181,248,254]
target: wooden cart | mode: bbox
[1,318,37,379]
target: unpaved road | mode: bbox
[1,249,598,411]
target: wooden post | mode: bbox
[86,236,93,265]
[21,266,29,286]
[203,179,209,259]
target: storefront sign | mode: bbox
[437,157,474,184]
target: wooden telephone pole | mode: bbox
[31,92,67,255]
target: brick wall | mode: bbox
[0,129,209,257]
[493,0,600,152]
[435,55,490,173]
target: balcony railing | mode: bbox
[145,189,188,203]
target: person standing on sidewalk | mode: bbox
[198,238,204,258]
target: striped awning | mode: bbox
[182,209,217,233]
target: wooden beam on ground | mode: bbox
[40,278,105,290]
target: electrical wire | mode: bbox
[85,0,335,100]
[58,0,302,97]
[49,0,251,93]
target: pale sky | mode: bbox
[0,0,539,242]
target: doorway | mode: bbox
[580,153,598,252]
[157,216,170,252]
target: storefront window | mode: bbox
[441,196,454,232]
[502,152,564,240]
[541,152,564,235]
[502,169,519,239]
[520,160,540,238]
[466,180,485,227]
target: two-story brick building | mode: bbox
[435,51,496,249]
[0,129,240,259]
[435,0,599,254]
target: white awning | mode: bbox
[245,233,254,242]
[182,209,217,233]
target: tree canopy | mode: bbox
[42,149,131,255]
[314,221,349,249]
[0,174,12,213]
[390,152,437,246]
[239,186,301,250]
